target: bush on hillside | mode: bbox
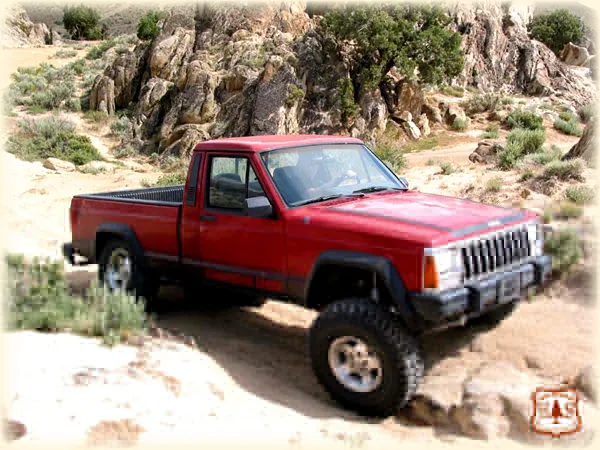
[137,10,165,41]
[505,109,544,130]
[63,5,106,40]
[527,9,586,56]
[5,254,148,346]
[6,116,103,166]
[321,4,463,98]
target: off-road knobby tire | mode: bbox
[98,238,160,312]
[308,298,424,417]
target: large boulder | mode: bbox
[89,75,115,115]
[561,42,591,67]
[469,140,504,164]
[104,44,150,109]
[249,59,304,135]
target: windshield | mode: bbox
[260,144,407,207]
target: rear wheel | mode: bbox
[98,239,160,311]
[308,298,423,417]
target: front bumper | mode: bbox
[409,255,552,326]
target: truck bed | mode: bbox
[70,185,185,264]
[76,185,185,206]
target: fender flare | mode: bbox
[305,250,423,332]
[95,223,146,271]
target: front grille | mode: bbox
[460,225,531,280]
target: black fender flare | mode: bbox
[95,223,146,271]
[305,250,423,333]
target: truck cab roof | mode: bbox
[192,135,365,153]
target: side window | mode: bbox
[208,156,266,211]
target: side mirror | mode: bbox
[244,196,273,218]
[398,176,409,189]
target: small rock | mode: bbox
[43,157,76,172]
[402,120,421,140]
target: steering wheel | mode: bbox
[336,169,360,186]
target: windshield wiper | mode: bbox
[352,186,404,194]
[294,193,364,207]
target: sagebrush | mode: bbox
[5,254,148,346]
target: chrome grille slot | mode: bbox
[460,224,532,281]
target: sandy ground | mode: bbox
[1,43,597,446]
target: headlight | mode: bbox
[526,220,544,257]
[423,246,464,291]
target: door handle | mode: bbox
[200,215,217,221]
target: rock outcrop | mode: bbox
[447,1,596,107]
[91,0,598,162]
[2,5,60,48]
[407,361,598,443]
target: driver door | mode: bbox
[197,152,286,293]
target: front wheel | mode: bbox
[308,298,424,417]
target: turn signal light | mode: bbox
[423,255,439,289]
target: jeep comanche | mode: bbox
[63,134,551,417]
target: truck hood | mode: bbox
[320,190,529,239]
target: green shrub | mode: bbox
[373,139,407,174]
[337,77,358,128]
[63,5,106,40]
[84,110,110,124]
[451,117,469,131]
[6,116,103,166]
[484,176,503,193]
[320,4,463,91]
[564,185,595,204]
[426,158,438,166]
[113,145,136,159]
[502,97,515,105]
[540,159,585,181]
[527,9,586,56]
[554,117,583,136]
[481,123,500,138]
[440,85,464,97]
[543,228,583,273]
[286,84,305,107]
[439,161,456,175]
[66,58,87,75]
[554,201,584,219]
[506,128,546,155]
[505,109,544,130]
[5,254,148,346]
[85,39,116,60]
[558,110,578,122]
[497,142,525,170]
[137,10,164,41]
[519,169,535,181]
[578,104,595,123]
[110,117,133,140]
[52,48,77,59]
[461,93,503,115]
[517,146,562,170]
[145,172,187,187]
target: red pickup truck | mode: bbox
[63,134,551,417]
